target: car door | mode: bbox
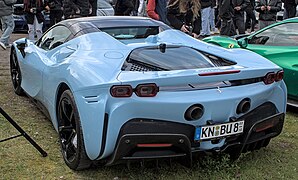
[21,25,72,100]
[245,22,298,97]
[20,38,49,99]
[37,25,73,105]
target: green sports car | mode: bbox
[203,17,298,107]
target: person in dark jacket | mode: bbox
[63,0,90,19]
[24,0,45,40]
[245,0,257,32]
[131,0,139,15]
[114,0,134,15]
[0,0,17,50]
[89,0,97,16]
[282,0,297,18]
[232,0,250,34]
[45,0,63,27]
[255,0,282,29]
[218,0,236,36]
[147,0,168,24]
[167,0,201,38]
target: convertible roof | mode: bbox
[58,16,170,33]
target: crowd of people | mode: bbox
[0,0,298,50]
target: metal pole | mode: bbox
[0,107,47,157]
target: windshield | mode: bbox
[123,46,215,71]
[100,26,159,39]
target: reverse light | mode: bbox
[110,85,133,97]
[263,72,275,85]
[135,83,159,97]
[275,70,284,82]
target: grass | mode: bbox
[0,34,298,179]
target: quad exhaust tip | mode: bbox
[237,98,251,114]
[185,104,204,121]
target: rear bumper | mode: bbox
[106,102,284,165]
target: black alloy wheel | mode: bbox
[10,49,24,95]
[58,90,92,170]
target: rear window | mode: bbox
[122,46,215,71]
[100,26,159,39]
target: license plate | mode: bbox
[194,121,244,141]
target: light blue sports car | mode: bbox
[10,16,287,170]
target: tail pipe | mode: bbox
[237,98,251,114]
[184,104,204,121]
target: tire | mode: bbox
[57,90,93,170]
[10,49,24,96]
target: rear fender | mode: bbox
[73,88,110,160]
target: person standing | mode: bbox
[114,0,134,15]
[232,0,250,34]
[245,0,257,32]
[63,0,90,19]
[24,0,45,41]
[138,0,146,16]
[255,0,282,29]
[131,0,139,15]
[89,0,97,16]
[147,0,169,24]
[0,0,16,50]
[218,0,236,36]
[45,0,63,27]
[200,0,212,37]
[210,0,219,34]
[167,0,201,38]
[97,0,115,16]
[282,0,297,18]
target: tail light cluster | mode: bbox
[110,83,159,97]
[263,70,284,85]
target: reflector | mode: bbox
[137,143,172,148]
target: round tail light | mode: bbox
[275,70,284,82]
[263,72,275,85]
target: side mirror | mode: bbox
[237,38,248,48]
[16,40,27,58]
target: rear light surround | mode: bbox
[110,83,159,98]
[263,70,284,85]
[275,70,284,82]
[135,83,159,97]
[110,85,133,97]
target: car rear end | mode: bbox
[98,45,286,165]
